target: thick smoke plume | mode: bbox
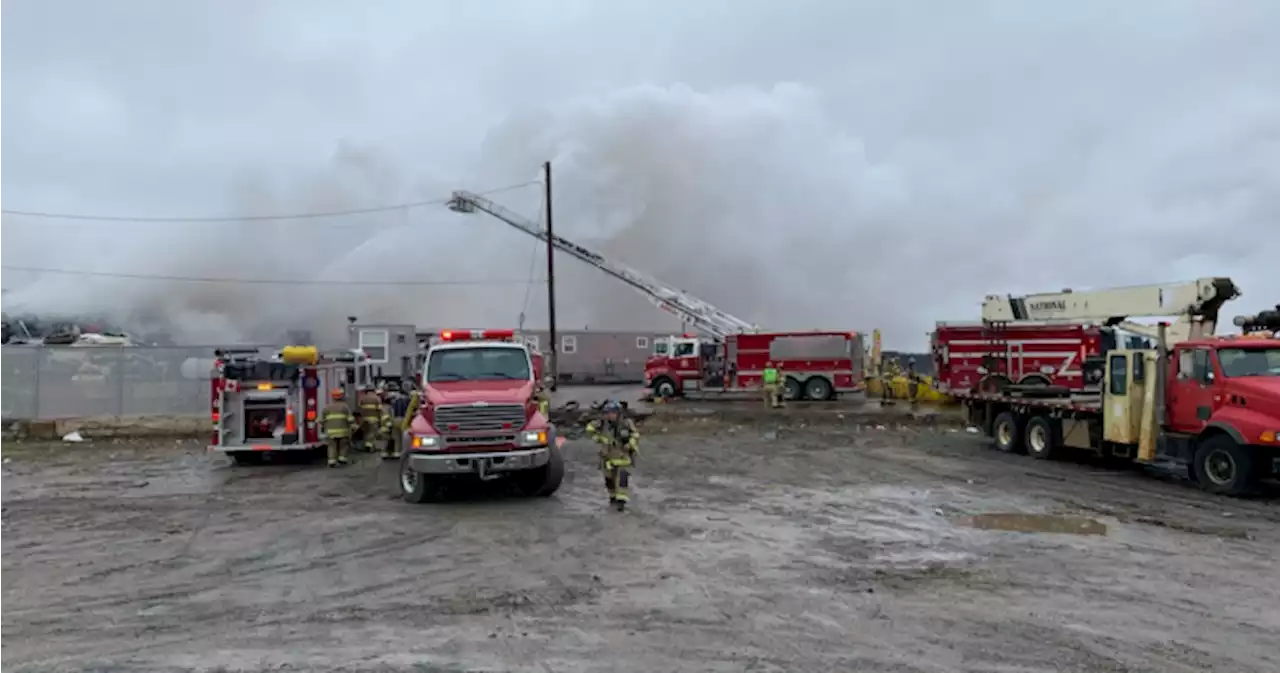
[4,2,1279,348]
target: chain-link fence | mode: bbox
[1,346,273,421]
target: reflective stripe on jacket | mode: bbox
[322,403,354,438]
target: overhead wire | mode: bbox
[0,180,540,224]
[0,265,545,287]
[1,179,548,288]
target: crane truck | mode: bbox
[446,191,864,402]
[954,279,1280,496]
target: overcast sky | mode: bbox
[3,0,1278,347]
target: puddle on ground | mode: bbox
[954,513,1108,536]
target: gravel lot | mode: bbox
[3,393,1278,673]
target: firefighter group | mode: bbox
[320,384,422,468]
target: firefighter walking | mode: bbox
[585,400,640,511]
[357,386,382,452]
[386,386,417,459]
[762,361,785,409]
[322,388,355,468]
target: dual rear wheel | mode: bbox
[990,411,1058,460]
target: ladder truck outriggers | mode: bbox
[955,278,1280,496]
[447,191,864,402]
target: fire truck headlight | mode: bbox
[411,434,440,450]
[520,430,548,447]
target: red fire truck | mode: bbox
[931,321,1139,394]
[644,331,864,401]
[208,346,374,465]
[400,329,562,503]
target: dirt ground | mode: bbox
[3,393,1278,673]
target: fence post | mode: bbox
[116,346,126,419]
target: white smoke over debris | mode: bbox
[3,1,1279,348]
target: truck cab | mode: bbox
[399,329,564,503]
[1161,336,1280,493]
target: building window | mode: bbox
[561,335,577,354]
[636,336,650,350]
[524,336,540,352]
[359,329,389,362]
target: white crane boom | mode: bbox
[981,277,1241,344]
[447,190,758,339]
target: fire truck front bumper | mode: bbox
[407,448,551,475]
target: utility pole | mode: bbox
[544,160,559,391]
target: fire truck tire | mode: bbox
[1019,374,1052,386]
[782,377,802,401]
[979,375,1012,394]
[535,445,565,498]
[230,451,264,466]
[803,376,834,401]
[1024,415,1060,460]
[992,411,1024,454]
[1192,435,1259,496]
[653,377,678,399]
[399,453,446,504]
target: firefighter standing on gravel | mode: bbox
[773,362,787,408]
[761,362,782,410]
[378,391,396,459]
[388,385,416,459]
[357,386,382,452]
[585,400,640,511]
[322,388,355,468]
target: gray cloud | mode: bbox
[3,0,1278,348]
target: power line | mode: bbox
[1,265,545,287]
[0,180,540,223]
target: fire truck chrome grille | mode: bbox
[435,404,526,433]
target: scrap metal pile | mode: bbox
[548,399,651,439]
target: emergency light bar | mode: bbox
[440,329,516,341]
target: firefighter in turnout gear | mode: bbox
[534,376,552,418]
[378,395,396,458]
[322,388,355,467]
[357,386,382,452]
[774,362,787,408]
[388,387,416,459]
[762,362,781,409]
[585,400,639,511]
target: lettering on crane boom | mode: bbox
[1029,300,1067,312]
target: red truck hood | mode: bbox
[425,380,533,405]
[1230,377,1280,407]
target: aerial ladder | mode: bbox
[446,190,758,339]
[980,277,1242,345]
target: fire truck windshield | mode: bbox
[425,346,532,383]
[1218,347,1280,377]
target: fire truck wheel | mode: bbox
[803,376,833,401]
[1019,374,1052,387]
[979,376,1012,394]
[992,411,1024,454]
[517,445,565,497]
[229,451,264,466]
[1192,435,1259,496]
[1024,415,1060,460]
[653,378,677,399]
[782,377,802,401]
[399,453,446,504]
